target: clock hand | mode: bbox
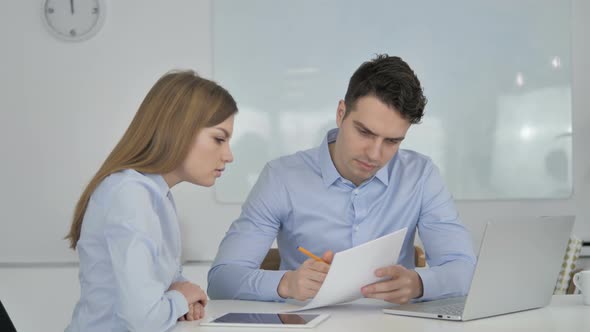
[70,0,74,14]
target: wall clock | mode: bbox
[42,0,106,42]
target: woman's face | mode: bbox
[174,114,235,187]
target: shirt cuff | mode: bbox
[260,270,288,302]
[166,289,189,317]
[414,267,436,301]
[174,274,189,283]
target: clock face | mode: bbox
[43,0,106,41]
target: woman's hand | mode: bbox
[169,282,208,308]
[178,302,206,321]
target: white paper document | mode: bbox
[287,227,408,312]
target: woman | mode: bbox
[65,70,237,331]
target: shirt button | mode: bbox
[353,189,359,195]
[354,225,360,231]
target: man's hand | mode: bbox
[361,265,423,304]
[277,250,334,301]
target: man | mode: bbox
[208,54,476,303]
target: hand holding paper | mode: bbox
[288,228,408,311]
[361,264,424,303]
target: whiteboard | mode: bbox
[213,0,573,202]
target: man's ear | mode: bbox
[336,100,346,128]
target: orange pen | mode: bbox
[297,246,329,264]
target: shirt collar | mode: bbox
[318,128,390,188]
[319,128,341,187]
[143,172,171,197]
[374,161,390,186]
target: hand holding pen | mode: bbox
[297,246,331,264]
[277,246,334,301]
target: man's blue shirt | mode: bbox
[208,128,476,301]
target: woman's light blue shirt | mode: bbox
[66,170,188,332]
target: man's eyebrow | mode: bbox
[353,121,376,136]
[353,120,405,141]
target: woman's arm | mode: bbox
[105,222,189,331]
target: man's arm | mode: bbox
[414,161,476,301]
[207,164,290,301]
[361,160,476,303]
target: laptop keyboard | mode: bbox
[425,302,465,316]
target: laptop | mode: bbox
[383,216,574,321]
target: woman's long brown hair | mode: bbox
[65,70,237,249]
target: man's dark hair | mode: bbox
[344,54,427,124]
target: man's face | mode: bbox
[330,95,411,186]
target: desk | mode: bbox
[172,295,589,332]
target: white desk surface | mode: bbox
[172,295,589,332]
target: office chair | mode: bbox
[261,245,426,270]
[0,300,17,332]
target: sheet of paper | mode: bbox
[287,227,408,312]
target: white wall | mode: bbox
[1,0,589,265]
[1,0,240,263]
